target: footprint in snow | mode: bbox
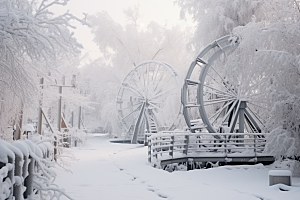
[148,188,155,192]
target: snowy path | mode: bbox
[55,135,162,199]
[55,134,300,200]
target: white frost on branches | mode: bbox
[0,0,88,140]
[176,0,300,161]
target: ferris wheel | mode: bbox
[117,60,180,143]
[182,35,267,134]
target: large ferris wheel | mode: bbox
[116,60,181,143]
[181,35,267,134]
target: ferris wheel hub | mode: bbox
[239,98,248,102]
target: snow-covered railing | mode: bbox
[144,133,152,146]
[147,131,269,165]
[0,139,59,200]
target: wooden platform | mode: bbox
[160,155,275,167]
[147,131,275,169]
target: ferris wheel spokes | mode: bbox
[203,84,236,98]
[208,100,235,125]
[183,35,267,134]
[117,61,180,143]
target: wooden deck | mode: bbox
[147,131,275,169]
[160,155,275,167]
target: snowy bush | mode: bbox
[270,159,300,177]
[265,127,300,160]
[36,129,85,172]
[67,128,87,147]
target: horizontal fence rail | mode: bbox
[147,131,274,168]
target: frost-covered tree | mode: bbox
[89,9,192,72]
[176,0,300,165]
[84,7,193,135]
[175,0,261,51]
[0,0,88,139]
[79,59,122,134]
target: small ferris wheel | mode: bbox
[117,60,181,143]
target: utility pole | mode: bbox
[78,105,82,129]
[37,77,44,135]
[50,75,76,153]
[78,88,85,130]
[53,76,76,131]
[71,111,74,127]
[57,77,65,132]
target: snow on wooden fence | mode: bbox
[0,139,56,200]
[147,131,275,168]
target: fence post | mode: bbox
[54,136,57,162]
[160,136,163,157]
[169,135,174,158]
[183,135,189,155]
[148,138,152,163]
[187,158,194,171]
[144,134,148,146]
[224,134,227,160]
[24,156,34,198]
[254,134,257,163]
[8,156,14,200]
[22,155,28,185]
[13,154,22,200]
[155,137,159,159]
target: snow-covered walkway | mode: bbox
[55,134,300,200]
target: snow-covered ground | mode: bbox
[55,134,300,200]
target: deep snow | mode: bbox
[55,134,300,200]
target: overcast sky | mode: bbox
[54,0,191,62]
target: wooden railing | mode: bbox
[0,139,53,200]
[147,131,268,164]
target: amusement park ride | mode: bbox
[181,35,265,135]
[116,60,181,144]
[116,35,274,168]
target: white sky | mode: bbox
[54,0,192,63]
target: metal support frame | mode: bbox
[131,102,146,144]
[239,101,247,133]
